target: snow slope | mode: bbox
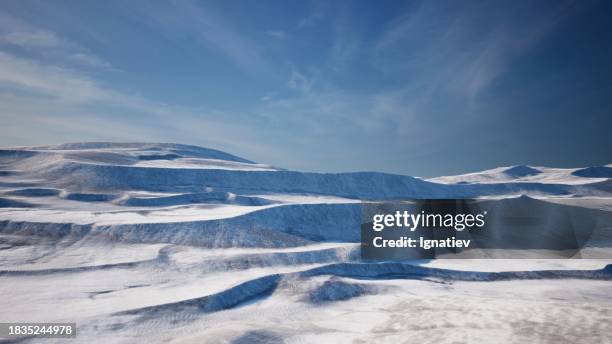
[428,164,612,185]
[1,142,611,343]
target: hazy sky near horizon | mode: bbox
[0,0,611,177]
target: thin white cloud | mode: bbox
[373,1,571,111]
[0,28,113,70]
[139,1,273,78]
[2,30,64,48]
[66,52,112,69]
[287,69,314,93]
[265,30,289,40]
[0,51,112,103]
[296,6,325,29]
[328,31,360,70]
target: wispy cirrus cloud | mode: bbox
[3,30,63,48]
[373,1,571,104]
[1,29,112,69]
[0,51,111,103]
[265,30,289,40]
[136,0,274,79]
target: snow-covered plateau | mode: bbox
[1,142,611,343]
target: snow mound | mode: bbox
[33,142,253,163]
[117,274,283,317]
[429,164,610,186]
[1,143,280,173]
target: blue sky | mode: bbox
[0,0,611,177]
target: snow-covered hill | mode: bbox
[428,164,612,185]
[1,142,611,343]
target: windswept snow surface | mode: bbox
[1,143,611,343]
